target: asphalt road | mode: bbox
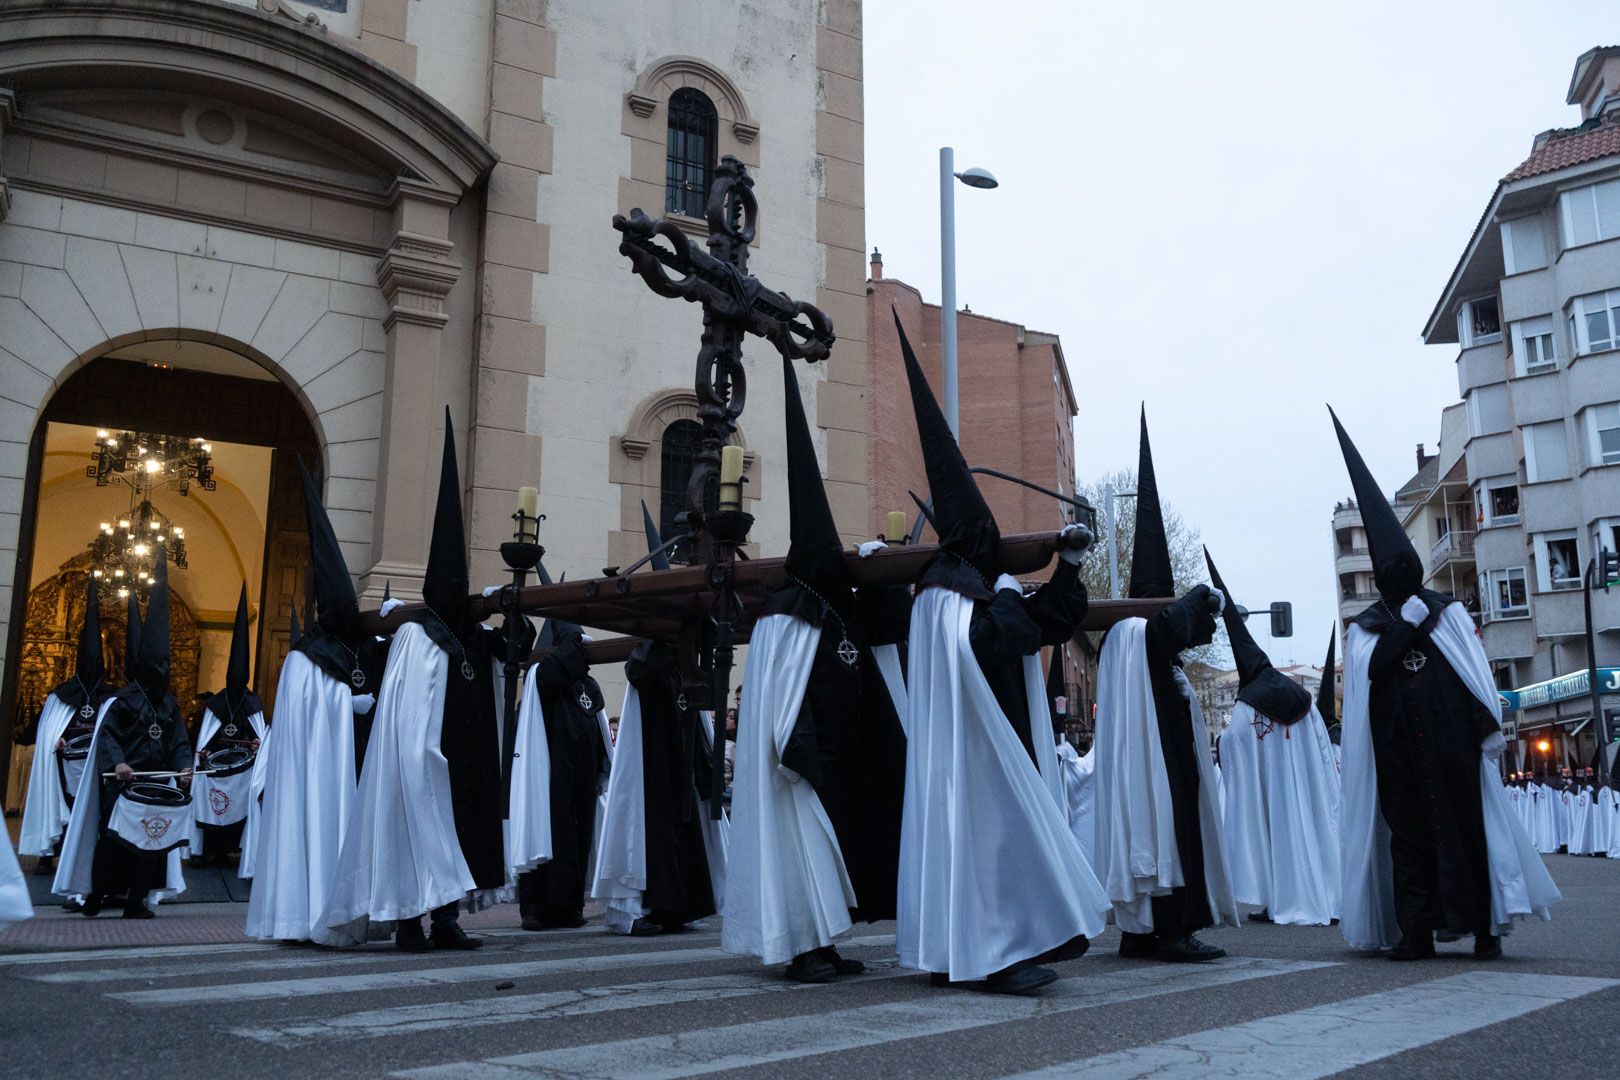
[2,855,1615,1080]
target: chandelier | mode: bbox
[83,429,208,601]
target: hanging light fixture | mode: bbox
[83,428,206,600]
[88,429,215,495]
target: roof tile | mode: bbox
[1504,117,1620,181]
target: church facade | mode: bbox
[0,0,866,794]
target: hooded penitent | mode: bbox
[895,309,998,595]
[1129,408,1175,601]
[204,585,260,734]
[1205,549,1311,725]
[65,577,104,709]
[293,458,367,691]
[1331,404,1559,951]
[192,584,269,856]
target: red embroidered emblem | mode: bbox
[139,815,173,841]
[208,788,232,817]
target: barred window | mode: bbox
[665,88,717,219]
[659,420,707,563]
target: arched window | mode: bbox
[665,88,717,218]
[659,419,708,563]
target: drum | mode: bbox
[56,732,94,808]
[106,781,192,855]
[194,746,255,828]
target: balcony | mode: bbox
[1429,529,1475,567]
[1336,547,1372,573]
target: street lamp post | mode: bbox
[939,147,997,436]
[1104,485,1137,598]
[1582,549,1619,780]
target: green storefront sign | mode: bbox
[1499,667,1620,712]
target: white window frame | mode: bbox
[1532,530,1581,592]
[1482,567,1530,622]
[1509,315,1559,376]
[1582,402,1620,467]
[1475,477,1520,527]
[1523,420,1571,483]
[1567,289,1620,355]
[1467,383,1511,436]
[1501,215,1549,275]
[1457,296,1502,347]
[1558,176,1620,248]
[1593,518,1620,570]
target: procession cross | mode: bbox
[613,155,836,815]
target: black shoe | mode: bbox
[541,910,587,929]
[1155,935,1225,962]
[1118,931,1158,959]
[983,962,1059,995]
[784,951,838,984]
[1037,934,1091,965]
[122,905,155,920]
[816,946,865,976]
[1247,910,1273,923]
[520,917,547,932]
[395,922,434,953]
[629,917,665,937]
[62,897,85,914]
[1434,930,1462,943]
[1388,935,1435,962]
[1473,934,1502,961]
[33,856,55,876]
[79,894,103,918]
[431,922,484,950]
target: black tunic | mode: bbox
[1141,586,1218,938]
[439,625,508,891]
[970,559,1088,766]
[91,687,191,899]
[774,582,912,922]
[1359,603,1496,940]
[518,636,609,918]
[624,642,715,926]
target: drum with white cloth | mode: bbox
[57,732,94,808]
[193,746,255,828]
[106,782,192,855]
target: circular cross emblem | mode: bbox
[139,815,172,841]
[836,637,859,667]
[147,722,164,741]
[208,788,232,816]
[675,693,689,713]
[1402,649,1428,674]
[351,668,368,689]
[577,689,595,712]
[79,703,95,720]
[460,659,477,682]
[224,723,238,738]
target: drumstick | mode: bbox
[100,769,219,778]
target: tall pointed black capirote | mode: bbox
[297,457,359,635]
[423,407,472,637]
[894,308,999,583]
[76,575,104,690]
[1130,407,1175,599]
[1318,628,1337,728]
[124,592,143,684]
[133,550,171,700]
[226,583,252,700]
[1204,548,1311,723]
[640,500,671,572]
[1329,407,1425,604]
[781,354,856,597]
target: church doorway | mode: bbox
[2,339,320,817]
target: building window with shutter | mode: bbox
[665,88,718,219]
[659,419,711,563]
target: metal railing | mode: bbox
[1430,529,1476,565]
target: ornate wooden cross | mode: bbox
[613,155,835,814]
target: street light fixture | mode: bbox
[939,147,998,435]
[1103,485,1137,598]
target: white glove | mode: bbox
[1208,587,1226,615]
[480,585,503,598]
[994,573,1022,594]
[351,694,376,716]
[1481,730,1506,763]
[1058,524,1086,565]
[379,598,405,617]
[1401,595,1429,627]
[580,634,594,644]
[857,540,887,558]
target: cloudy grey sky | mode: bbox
[862,0,1616,664]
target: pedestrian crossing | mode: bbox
[8,926,1616,1080]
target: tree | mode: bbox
[1074,468,1226,669]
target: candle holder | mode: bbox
[498,507,546,818]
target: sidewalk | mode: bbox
[0,899,577,952]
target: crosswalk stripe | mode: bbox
[230,967,912,1047]
[0,941,281,967]
[1001,972,1620,1080]
[392,957,1334,1079]
[107,933,896,1006]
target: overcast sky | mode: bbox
[862,0,1616,664]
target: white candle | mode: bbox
[718,445,744,511]
[885,511,907,542]
[516,486,538,539]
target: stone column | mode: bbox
[360,181,461,604]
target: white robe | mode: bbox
[896,589,1110,981]
[18,695,77,856]
[245,652,359,939]
[1569,790,1593,855]
[592,681,649,932]
[723,614,857,965]
[52,699,187,904]
[237,722,273,881]
[1,830,31,931]
[320,623,476,946]
[1055,741,1096,868]
[1529,785,1557,854]
[695,710,730,908]
[1217,703,1341,925]
[1605,786,1620,858]
[188,705,268,857]
[504,663,554,881]
[1092,618,1238,935]
[1339,602,1560,950]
